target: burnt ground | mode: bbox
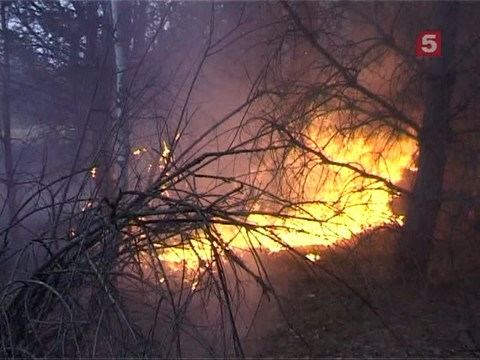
[243,228,480,358]
[3,225,479,358]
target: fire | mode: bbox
[132,147,147,156]
[161,140,170,159]
[306,253,321,262]
[141,118,417,278]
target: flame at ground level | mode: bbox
[152,120,417,276]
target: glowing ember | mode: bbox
[305,253,321,262]
[162,141,170,159]
[133,147,148,156]
[81,201,93,212]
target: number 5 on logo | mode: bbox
[416,31,442,57]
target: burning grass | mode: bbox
[0,111,419,357]
[152,116,417,278]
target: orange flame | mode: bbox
[147,119,417,275]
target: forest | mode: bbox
[0,1,479,358]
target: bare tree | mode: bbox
[255,1,479,284]
[0,1,16,230]
[110,0,130,193]
[2,1,480,358]
[0,3,282,357]
[399,2,459,282]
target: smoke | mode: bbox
[0,2,425,357]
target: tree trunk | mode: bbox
[95,0,131,271]
[110,0,130,193]
[1,2,16,229]
[88,2,116,200]
[398,2,459,283]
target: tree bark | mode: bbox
[87,2,116,200]
[110,0,130,193]
[398,1,459,283]
[1,2,16,228]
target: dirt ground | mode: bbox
[4,226,479,358]
[243,230,480,358]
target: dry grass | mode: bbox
[249,226,480,358]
